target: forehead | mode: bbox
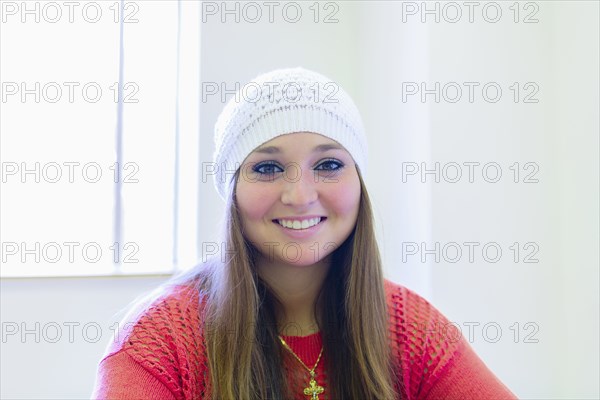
[253,132,345,154]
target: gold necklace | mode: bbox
[278,335,325,400]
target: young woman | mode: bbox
[92,67,517,399]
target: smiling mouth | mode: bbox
[272,217,327,230]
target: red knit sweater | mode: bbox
[92,279,517,399]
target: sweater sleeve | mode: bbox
[421,338,517,400]
[91,350,177,400]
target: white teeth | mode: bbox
[277,217,322,230]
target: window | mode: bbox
[1,0,202,277]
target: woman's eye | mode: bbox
[253,162,283,175]
[316,159,344,171]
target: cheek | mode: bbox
[236,182,276,221]
[324,174,361,216]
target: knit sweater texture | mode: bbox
[92,279,517,399]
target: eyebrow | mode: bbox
[254,143,343,154]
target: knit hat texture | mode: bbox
[212,67,368,200]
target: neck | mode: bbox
[256,255,331,337]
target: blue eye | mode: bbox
[252,162,283,175]
[316,159,344,171]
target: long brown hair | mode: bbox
[165,166,400,399]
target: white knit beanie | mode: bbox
[212,67,368,201]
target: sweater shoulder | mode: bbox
[384,278,445,326]
[104,284,209,399]
[384,279,462,399]
[384,279,516,399]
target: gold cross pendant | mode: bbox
[303,375,324,400]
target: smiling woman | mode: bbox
[91,68,517,400]
[237,133,361,273]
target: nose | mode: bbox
[280,167,318,207]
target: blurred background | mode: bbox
[1,1,598,398]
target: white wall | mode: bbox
[0,276,167,399]
[425,3,599,398]
[547,3,599,394]
[356,2,598,398]
[1,2,598,399]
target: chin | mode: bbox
[273,244,337,267]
